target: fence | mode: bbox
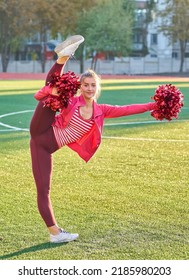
[1,57,189,75]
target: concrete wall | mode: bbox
[1,57,189,75]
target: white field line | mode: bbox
[102,136,189,143]
[0,110,33,132]
[0,110,34,118]
[0,110,189,143]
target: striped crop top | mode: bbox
[53,107,94,148]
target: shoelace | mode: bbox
[60,229,69,234]
[70,54,76,60]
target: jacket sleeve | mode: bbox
[101,102,156,118]
[34,85,53,100]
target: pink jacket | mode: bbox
[52,93,155,162]
[35,86,155,162]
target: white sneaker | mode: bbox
[50,229,79,243]
[55,35,84,57]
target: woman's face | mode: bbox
[80,77,97,101]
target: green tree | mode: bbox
[22,0,87,72]
[0,0,33,72]
[28,0,65,72]
[158,0,189,72]
[0,0,98,72]
[77,0,134,71]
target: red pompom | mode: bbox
[151,84,184,121]
[44,71,81,111]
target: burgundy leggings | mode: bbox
[30,63,63,227]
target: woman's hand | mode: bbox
[51,87,59,96]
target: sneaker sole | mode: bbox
[50,234,79,243]
[55,35,84,54]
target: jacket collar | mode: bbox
[77,94,87,106]
[74,94,102,118]
[93,101,103,118]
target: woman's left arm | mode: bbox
[101,102,156,118]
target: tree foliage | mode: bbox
[0,0,134,73]
[0,0,32,71]
[76,0,134,70]
[158,0,189,72]
[0,0,98,72]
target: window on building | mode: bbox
[133,33,143,44]
[134,9,146,26]
[172,52,178,58]
[151,34,158,45]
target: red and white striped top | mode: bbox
[53,107,94,148]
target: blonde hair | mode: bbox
[79,69,101,100]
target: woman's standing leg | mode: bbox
[30,132,57,227]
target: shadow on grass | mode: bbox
[0,242,67,260]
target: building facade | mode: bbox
[136,0,189,59]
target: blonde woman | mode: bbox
[30,35,156,243]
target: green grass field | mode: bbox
[0,77,189,260]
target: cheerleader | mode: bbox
[30,35,157,243]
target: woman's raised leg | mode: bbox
[30,61,66,230]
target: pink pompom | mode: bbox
[151,84,184,121]
[44,71,81,111]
